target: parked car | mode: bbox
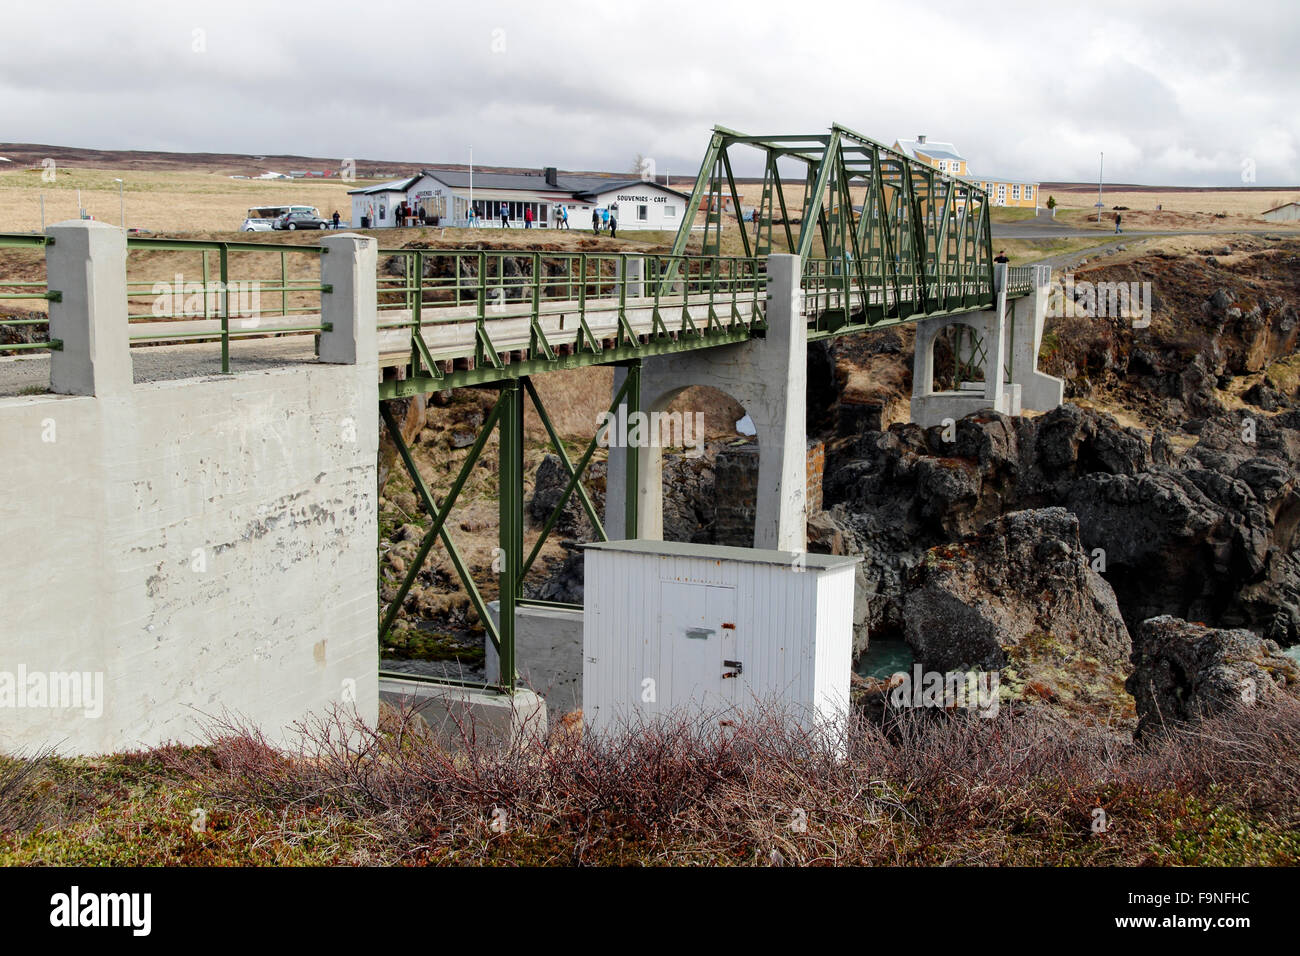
[273,210,329,230]
[243,204,319,231]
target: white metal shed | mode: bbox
[582,540,860,734]
[1261,201,1300,223]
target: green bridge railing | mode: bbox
[1,232,1035,372]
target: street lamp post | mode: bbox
[469,145,473,226]
[1095,153,1103,224]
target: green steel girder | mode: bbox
[497,380,524,688]
[518,375,621,580]
[377,369,652,693]
[666,123,998,326]
[378,325,759,399]
[378,396,505,660]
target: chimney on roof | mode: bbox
[544,166,558,186]
[917,134,926,144]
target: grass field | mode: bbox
[0,165,358,233]
[1044,186,1299,232]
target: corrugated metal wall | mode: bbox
[583,547,856,734]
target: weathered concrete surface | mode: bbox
[0,363,380,755]
[378,677,548,748]
[46,220,132,397]
[0,225,380,756]
[483,601,584,718]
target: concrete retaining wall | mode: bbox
[0,224,380,755]
[0,364,379,755]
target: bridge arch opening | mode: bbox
[624,379,759,546]
[929,319,989,392]
[639,383,758,548]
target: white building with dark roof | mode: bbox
[348,167,689,230]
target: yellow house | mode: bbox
[893,135,1039,209]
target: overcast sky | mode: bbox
[1,0,1296,186]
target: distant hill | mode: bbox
[1041,182,1300,192]
[0,143,673,185]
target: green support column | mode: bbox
[622,360,641,539]
[497,378,525,690]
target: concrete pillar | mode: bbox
[911,317,939,398]
[618,256,645,299]
[318,232,378,366]
[604,254,807,552]
[984,264,1010,407]
[46,220,131,396]
[910,263,1061,426]
[755,254,806,551]
[1010,264,1064,411]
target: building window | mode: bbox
[1012,185,1021,200]
[637,204,648,222]
[1024,185,1034,200]
[664,206,676,218]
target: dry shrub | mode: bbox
[158,695,1300,865]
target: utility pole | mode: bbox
[1096,152,1104,224]
[469,145,473,225]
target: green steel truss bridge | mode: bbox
[0,123,1037,691]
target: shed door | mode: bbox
[660,581,737,718]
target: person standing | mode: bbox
[592,207,601,234]
[467,204,477,228]
[524,206,533,229]
[1114,211,1122,234]
[558,204,569,230]
[608,203,618,239]
[331,210,341,230]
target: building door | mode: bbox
[660,580,738,719]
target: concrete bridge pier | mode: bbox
[605,254,807,552]
[0,222,381,756]
[910,264,1063,427]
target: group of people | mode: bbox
[463,200,616,236]
[492,201,546,229]
[591,203,618,238]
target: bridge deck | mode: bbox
[0,273,1032,398]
